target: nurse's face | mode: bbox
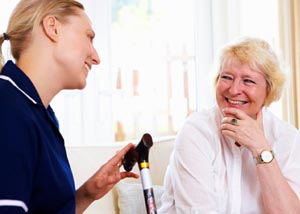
[54,9,100,89]
[215,58,267,119]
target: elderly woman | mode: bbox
[159,37,300,213]
[0,1,138,213]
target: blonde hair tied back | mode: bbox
[0,0,84,72]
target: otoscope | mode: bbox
[122,133,157,214]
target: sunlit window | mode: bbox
[110,0,197,141]
[239,0,282,118]
[0,1,282,146]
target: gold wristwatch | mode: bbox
[254,150,274,164]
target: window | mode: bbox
[1,1,282,146]
[53,0,200,145]
[110,0,197,141]
[240,0,282,117]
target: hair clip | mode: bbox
[3,32,9,41]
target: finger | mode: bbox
[108,143,135,166]
[221,117,239,126]
[220,129,236,140]
[222,108,246,120]
[117,162,122,168]
[231,118,238,125]
[120,171,139,179]
[220,123,237,133]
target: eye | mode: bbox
[244,78,255,84]
[87,32,95,42]
[88,35,94,42]
[220,75,233,81]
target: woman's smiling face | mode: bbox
[215,57,267,119]
[54,9,100,89]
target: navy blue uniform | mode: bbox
[0,61,75,213]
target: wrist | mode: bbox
[254,149,275,165]
[76,184,95,214]
[250,140,271,157]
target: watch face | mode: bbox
[261,150,273,163]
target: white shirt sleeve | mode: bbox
[159,112,227,213]
[159,108,300,214]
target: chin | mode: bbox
[77,76,88,89]
[70,80,87,90]
[78,82,87,89]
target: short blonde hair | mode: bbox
[214,37,285,107]
[0,0,84,71]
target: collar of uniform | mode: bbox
[1,60,44,106]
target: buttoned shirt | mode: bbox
[158,106,300,214]
[0,61,75,213]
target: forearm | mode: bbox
[257,160,300,213]
[75,184,94,214]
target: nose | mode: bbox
[228,79,242,95]
[92,46,100,65]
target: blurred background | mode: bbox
[1,0,299,146]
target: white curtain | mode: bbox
[0,0,285,145]
[278,0,300,128]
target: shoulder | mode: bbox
[263,109,300,158]
[263,109,300,171]
[0,78,28,106]
[263,109,299,139]
[0,80,39,145]
[175,106,221,149]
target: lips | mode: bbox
[84,63,91,72]
[226,98,247,105]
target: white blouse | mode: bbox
[158,106,300,214]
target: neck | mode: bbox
[17,56,62,108]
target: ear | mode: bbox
[42,15,59,42]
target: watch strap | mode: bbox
[254,150,274,165]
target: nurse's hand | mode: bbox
[75,143,139,214]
